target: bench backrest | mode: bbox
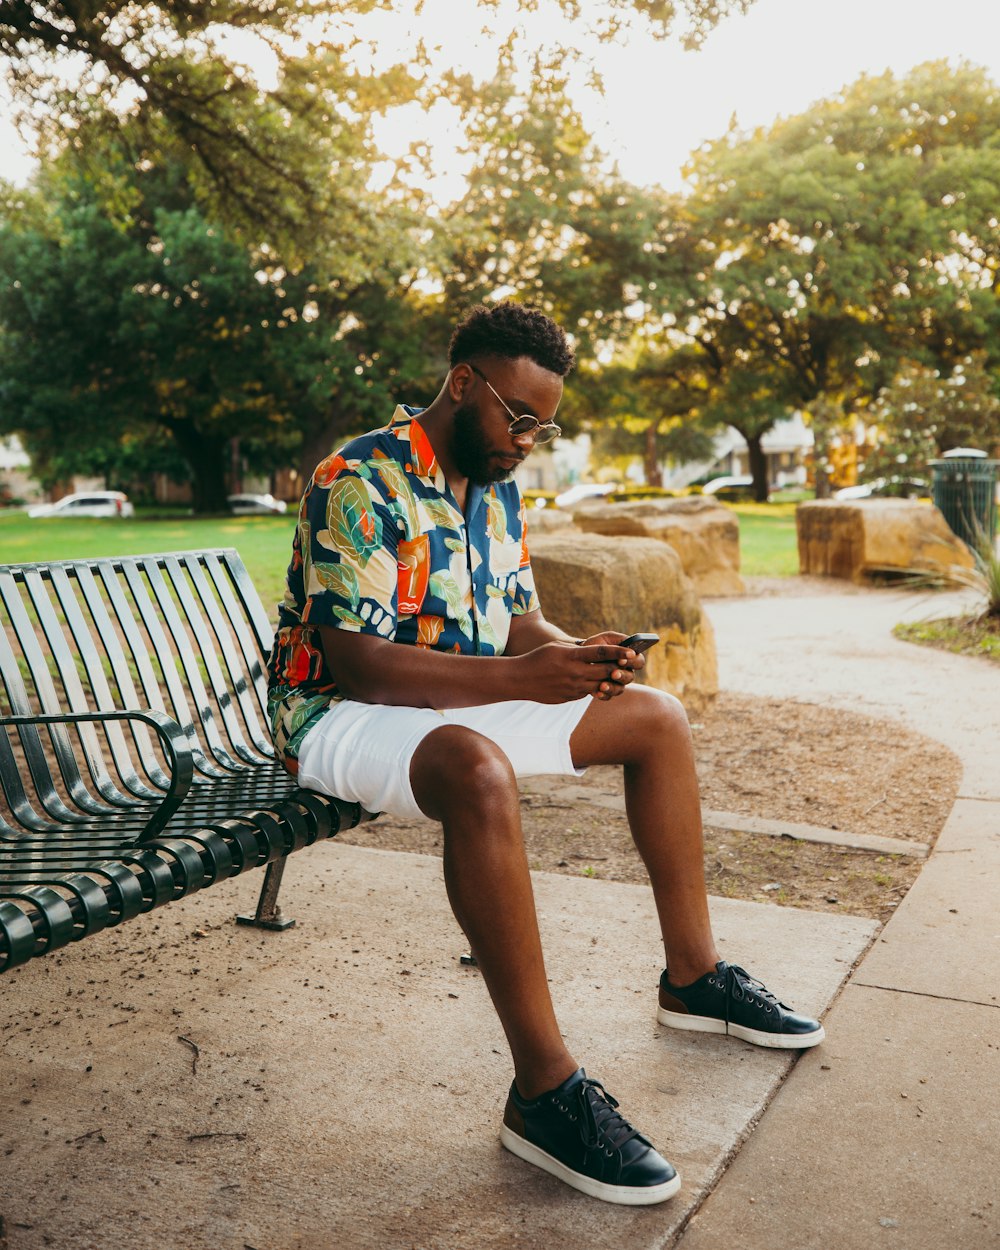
[0,548,279,869]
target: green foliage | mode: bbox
[894,616,1000,663]
[862,355,1000,481]
[6,31,1000,522]
[0,1,755,264]
[0,142,437,510]
[970,524,1000,619]
[0,2,411,268]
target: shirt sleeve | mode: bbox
[299,461,401,638]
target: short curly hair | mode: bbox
[448,301,575,377]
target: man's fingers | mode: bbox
[573,643,613,662]
[575,643,636,663]
[611,667,634,685]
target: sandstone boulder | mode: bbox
[523,505,578,534]
[528,532,718,712]
[796,499,975,583]
[572,496,744,597]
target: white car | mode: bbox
[834,477,928,501]
[227,493,288,515]
[701,475,754,497]
[554,483,617,509]
[28,491,135,519]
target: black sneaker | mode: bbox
[658,961,825,1049]
[500,1067,680,1205]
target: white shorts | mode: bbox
[295,697,593,821]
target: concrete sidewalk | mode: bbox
[0,846,872,1250]
[677,587,1000,1250]
[0,584,995,1249]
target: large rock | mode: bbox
[572,496,744,597]
[797,499,976,583]
[523,505,578,534]
[528,532,718,712]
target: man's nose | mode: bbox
[511,425,538,449]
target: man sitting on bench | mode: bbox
[266,300,823,1207]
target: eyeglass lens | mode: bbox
[509,415,560,444]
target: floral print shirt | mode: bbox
[267,406,540,771]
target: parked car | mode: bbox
[27,491,134,519]
[554,483,617,509]
[834,477,929,501]
[701,475,755,500]
[227,493,288,515]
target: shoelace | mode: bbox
[575,1077,641,1154]
[723,963,781,1029]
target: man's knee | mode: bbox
[630,686,692,750]
[410,723,517,821]
[573,684,692,768]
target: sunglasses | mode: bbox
[468,364,562,445]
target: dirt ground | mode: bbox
[339,687,961,925]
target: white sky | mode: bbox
[2,0,999,192]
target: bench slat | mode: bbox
[30,566,148,813]
[159,553,266,769]
[190,552,275,757]
[0,569,98,829]
[69,563,174,796]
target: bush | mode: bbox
[971,527,1000,619]
[523,489,558,508]
[605,485,681,502]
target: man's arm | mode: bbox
[506,609,648,680]
[504,607,578,654]
[319,623,638,709]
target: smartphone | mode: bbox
[619,632,660,653]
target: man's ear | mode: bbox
[447,363,473,404]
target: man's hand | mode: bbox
[583,631,649,692]
[516,639,641,703]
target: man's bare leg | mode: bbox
[570,685,720,987]
[410,723,578,1100]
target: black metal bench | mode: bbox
[0,548,374,975]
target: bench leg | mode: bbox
[236,858,296,931]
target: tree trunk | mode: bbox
[746,433,769,502]
[809,396,838,498]
[166,420,230,513]
[643,421,661,487]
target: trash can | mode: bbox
[929,449,999,548]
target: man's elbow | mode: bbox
[321,628,391,703]
[330,670,373,703]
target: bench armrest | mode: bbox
[0,708,194,839]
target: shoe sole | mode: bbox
[499,1126,681,1205]
[657,1007,825,1049]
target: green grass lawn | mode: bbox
[729,501,800,577]
[0,510,297,617]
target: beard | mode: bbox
[451,401,512,485]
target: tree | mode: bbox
[644,61,1000,500]
[0,2,417,268]
[577,341,718,485]
[0,151,433,510]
